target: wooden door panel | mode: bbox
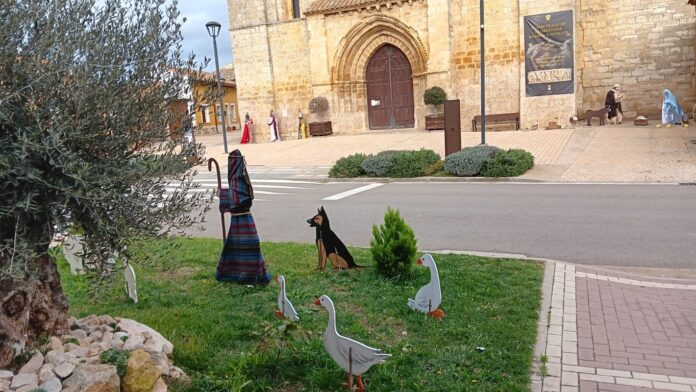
[366,45,414,129]
[366,46,392,128]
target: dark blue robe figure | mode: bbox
[215,150,271,285]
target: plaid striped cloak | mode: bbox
[215,150,271,285]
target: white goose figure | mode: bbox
[275,275,299,321]
[407,253,445,319]
[314,295,391,391]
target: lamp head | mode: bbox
[206,21,221,38]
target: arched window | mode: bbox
[292,0,300,19]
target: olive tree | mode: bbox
[0,0,212,367]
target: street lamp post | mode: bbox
[206,20,229,154]
[480,0,486,145]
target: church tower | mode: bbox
[227,0,311,140]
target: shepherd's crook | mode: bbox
[207,158,226,243]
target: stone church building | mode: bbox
[227,0,696,140]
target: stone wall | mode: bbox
[451,0,521,132]
[577,0,696,119]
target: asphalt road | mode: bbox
[189,176,696,268]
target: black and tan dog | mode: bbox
[307,207,360,271]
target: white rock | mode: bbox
[38,364,55,383]
[0,371,11,380]
[67,316,77,327]
[64,343,80,352]
[0,379,9,392]
[112,339,124,349]
[102,331,113,344]
[113,332,128,344]
[99,315,116,326]
[45,350,66,366]
[117,318,174,356]
[91,330,103,341]
[148,352,171,376]
[53,362,76,379]
[68,347,90,358]
[10,373,37,389]
[122,334,144,350]
[18,353,43,374]
[70,329,87,340]
[98,341,111,352]
[49,336,63,352]
[14,384,39,392]
[153,377,167,392]
[39,376,62,392]
[169,366,189,384]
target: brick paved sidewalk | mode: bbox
[533,263,696,392]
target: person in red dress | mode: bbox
[240,112,252,144]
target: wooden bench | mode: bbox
[472,113,520,132]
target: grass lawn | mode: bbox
[59,238,543,392]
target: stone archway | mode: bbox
[331,15,428,131]
[332,15,428,84]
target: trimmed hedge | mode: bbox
[361,149,441,178]
[444,145,503,176]
[480,149,535,177]
[329,153,368,178]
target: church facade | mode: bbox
[227,0,696,140]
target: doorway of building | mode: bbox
[366,44,414,129]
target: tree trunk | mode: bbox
[0,255,69,369]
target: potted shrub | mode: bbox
[308,96,332,136]
[423,86,447,131]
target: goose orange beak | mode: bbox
[416,258,423,265]
[314,298,321,305]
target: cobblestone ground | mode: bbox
[197,125,696,183]
[534,263,696,392]
[560,127,696,183]
[198,129,572,167]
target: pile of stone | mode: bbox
[0,315,188,392]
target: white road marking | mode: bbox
[322,183,383,201]
[255,190,289,195]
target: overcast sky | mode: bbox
[178,0,232,70]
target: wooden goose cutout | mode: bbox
[407,253,444,319]
[275,275,299,321]
[314,295,390,391]
[124,262,138,304]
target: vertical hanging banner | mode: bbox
[524,10,574,96]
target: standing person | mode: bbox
[268,110,280,142]
[240,112,252,144]
[297,110,308,139]
[657,89,689,128]
[613,85,624,124]
[604,84,619,124]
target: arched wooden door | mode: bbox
[366,45,414,129]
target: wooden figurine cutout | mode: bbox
[275,275,299,321]
[408,253,444,320]
[314,295,391,391]
[307,207,361,271]
[124,262,138,304]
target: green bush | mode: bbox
[480,149,535,177]
[424,160,444,176]
[99,349,131,377]
[371,208,417,280]
[424,86,447,106]
[444,145,503,176]
[329,153,368,178]
[361,149,440,178]
[389,149,441,177]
